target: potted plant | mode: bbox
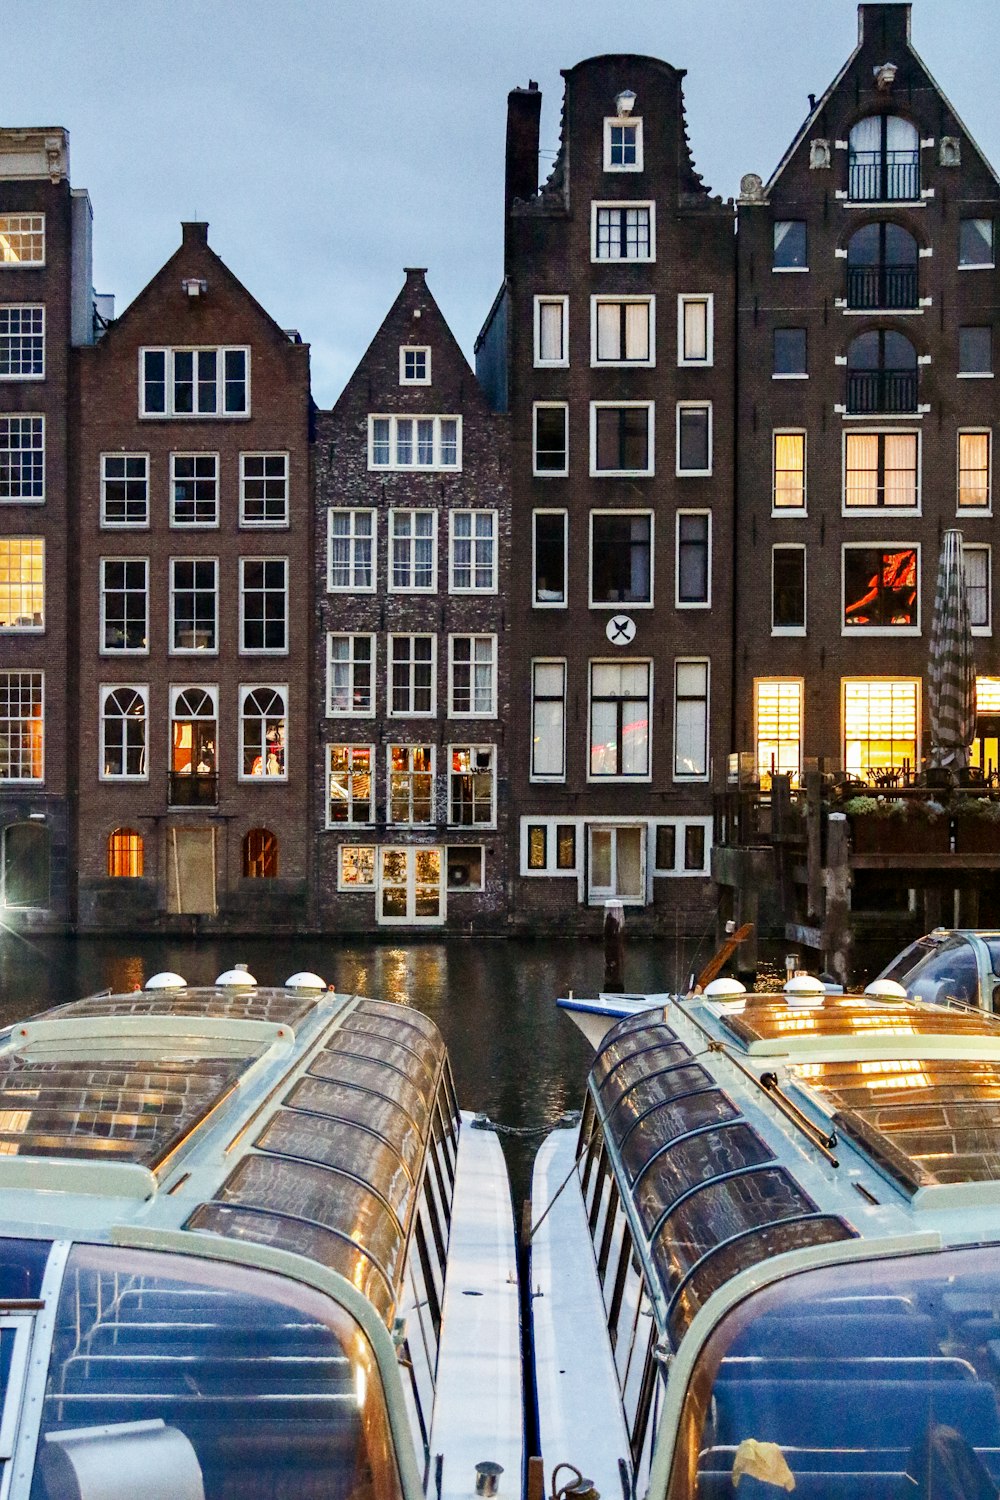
[953,796,1000,854]
[843,795,949,854]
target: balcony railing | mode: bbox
[168,772,218,807]
[846,263,918,310]
[848,150,920,202]
[847,368,918,414]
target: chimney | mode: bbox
[505,82,541,215]
[858,3,911,50]
[181,221,209,247]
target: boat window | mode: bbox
[618,1090,741,1185]
[896,937,980,1008]
[412,1212,442,1337]
[0,1236,50,1300]
[580,1117,603,1202]
[27,1242,403,1500]
[396,1263,433,1461]
[876,934,943,986]
[323,1033,438,1109]
[308,1052,432,1135]
[284,1075,424,1178]
[722,997,1000,1049]
[593,1023,682,1094]
[598,1045,696,1115]
[255,1111,413,1221]
[1,1313,33,1486]
[41,988,318,1027]
[634,1124,776,1239]
[670,1242,1000,1500]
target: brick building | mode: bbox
[313,270,510,930]
[477,57,735,933]
[74,222,312,929]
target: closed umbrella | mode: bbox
[928,528,977,770]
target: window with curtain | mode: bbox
[848,115,919,200]
[594,299,651,363]
[773,432,806,510]
[844,432,918,508]
[107,828,143,878]
[590,661,651,778]
[674,660,709,780]
[591,513,652,604]
[532,661,566,779]
[958,431,991,509]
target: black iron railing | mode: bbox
[847,368,918,414]
[847,263,918,310]
[168,772,218,807]
[848,150,920,202]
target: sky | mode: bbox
[3,0,999,406]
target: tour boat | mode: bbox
[0,969,521,1500]
[531,978,1000,1500]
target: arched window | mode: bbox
[847,330,917,414]
[3,822,50,908]
[243,828,278,878]
[848,115,919,201]
[100,686,147,779]
[240,686,287,779]
[107,828,143,878]
[169,686,217,806]
[846,223,918,309]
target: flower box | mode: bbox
[954,818,1000,855]
[847,807,951,855]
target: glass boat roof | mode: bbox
[721,998,1000,1052]
[40,988,321,1028]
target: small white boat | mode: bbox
[0,968,522,1500]
[556,991,673,1049]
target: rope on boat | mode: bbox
[471,1110,581,1136]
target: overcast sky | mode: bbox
[3,0,998,405]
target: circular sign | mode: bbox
[606,614,637,645]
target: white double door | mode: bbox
[378,846,445,924]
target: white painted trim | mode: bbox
[590,199,656,263]
[589,508,654,609]
[533,294,570,368]
[589,400,654,478]
[841,542,921,637]
[532,509,568,609]
[590,293,656,369]
[675,508,712,609]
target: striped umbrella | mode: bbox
[928,528,977,770]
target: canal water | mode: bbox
[0,930,898,1208]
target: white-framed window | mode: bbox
[590,402,654,477]
[100,685,147,781]
[327,633,375,717]
[0,305,44,379]
[240,557,288,653]
[755,679,803,787]
[449,744,495,827]
[531,659,566,781]
[676,402,712,476]
[328,508,375,591]
[0,671,43,781]
[674,658,709,781]
[0,538,43,631]
[240,453,289,527]
[388,744,434,824]
[652,818,712,877]
[960,218,995,269]
[378,846,444,925]
[369,415,460,470]
[591,296,654,367]
[590,511,653,607]
[327,744,375,826]
[0,214,45,267]
[449,635,496,716]
[101,454,149,527]
[533,403,569,477]
[592,202,655,261]
[338,845,376,891]
[523,817,579,876]
[959,326,993,377]
[239,685,287,779]
[0,415,43,502]
[141,347,249,417]
[773,544,807,635]
[447,845,485,891]
[169,557,218,653]
[958,430,992,511]
[534,296,569,367]
[100,557,148,653]
[843,431,920,512]
[604,116,643,172]
[399,346,431,384]
[677,295,713,366]
[389,509,437,592]
[843,544,919,634]
[965,543,991,633]
[773,220,808,270]
[589,660,652,780]
[533,510,567,607]
[587,824,647,905]
[449,510,496,593]
[389,634,436,716]
[169,685,217,779]
[676,511,711,608]
[843,677,920,777]
[773,431,806,513]
[170,453,219,527]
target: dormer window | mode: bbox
[604,117,643,172]
[400,346,430,385]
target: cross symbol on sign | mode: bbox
[606,614,637,645]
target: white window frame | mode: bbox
[240,452,289,528]
[958,326,994,379]
[965,542,992,636]
[325,743,376,828]
[327,507,376,593]
[368,414,462,471]
[389,509,438,593]
[772,219,809,273]
[448,509,497,594]
[447,743,497,830]
[586,823,648,907]
[447,844,486,892]
[326,632,376,718]
[533,296,569,368]
[386,744,436,826]
[376,844,445,926]
[772,543,807,637]
[841,429,922,516]
[101,453,149,528]
[170,452,220,529]
[673,657,710,783]
[588,510,654,610]
[842,542,921,637]
[169,556,219,655]
[587,658,653,784]
[677,294,714,367]
[0,414,44,504]
[337,845,377,892]
[590,295,655,368]
[603,116,643,172]
[531,658,567,782]
[100,556,149,655]
[675,510,711,610]
[772,429,807,516]
[238,683,288,782]
[675,401,713,477]
[139,346,251,418]
[533,402,569,478]
[448,634,497,718]
[0,213,45,268]
[589,401,654,478]
[842,676,922,777]
[0,669,43,783]
[650,818,712,878]
[0,304,44,380]
[0,537,44,633]
[532,509,568,609]
[388,633,437,718]
[169,683,218,777]
[399,346,431,385]
[520,816,581,878]
[754,678,804,786]
[591,200,656,262]
[99,684,149,782]
[958,217,995,271]
[239,556,289,655]
[958,428,992,514]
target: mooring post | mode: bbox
[823,812,853,988]
[604,899,625,993]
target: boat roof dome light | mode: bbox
[216,966,257,987]
[864,978,909,1000]
[784,973,826,1006]
[285,971,327,991]
[704,977,747,1000]
[144,971,187,991]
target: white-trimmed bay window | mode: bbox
[389,634,436,716]
[531,659,566,781]
[100,685,147,780]
[534,296,569,367]
[239,685,287,779]
[449,510,496,593]
[449,635,496,716]
[326,633,374,717]
[369,415,460,470]
[389,510,437,592]
[141,347,249,417]
[589,660,651,780]
[449,745,495,827]
[0,415,43,502]
[674,658,709,781]
[240,453,288,527]
[328,508,375,591]
[388,744,434,824]
[327,744,374,825]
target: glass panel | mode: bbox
[619,1090,741,1184]
[633,1123,775,1237]
[256,1112,413,1217]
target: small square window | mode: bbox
[773,221,807,270]
[447,845,484,891]
[774,328,807,377]
[400,346,430,384]
[592,404,652,475]
[604,118,643,172]
[959,326,993,376]
[959,219,994,268]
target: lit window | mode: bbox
[534,404,568,476]
[240,454,288,526]
[591,403,653,475]
[773,432,806,511]
[170,453,218,527]
[524,818,579,876]
[844,432,919,509]
[169,687,217,791]
[843,546,919,631]
[678,295,712,365]
[593,298,653,365]
[327,744,374,825]
[240,685,287,779]
[107,828,144,878]
[389,634,436,716]
[531,660,566,780]
[449,635,496,716]
[674,659,709,781]
[590,512,652,606]
[676,403,711,475]
[528,824,547,870]
[534,297,568,366]
[339,845,375,890]
[101,454,148,526]
[327,633,374,716]
[243,828,278,877]
[0,415,43,502]
[378,846,443,924]
[328,509,375,591]
[0,538,43,630]
[959,218,994,268]
[240,558,288,653]
[369,415,460,470]
[141,347,249,417]
[170,558,217,652]
[447,846,484,890]
[449,511,496,593]
[400,346,430,384]
[388,744,434,824]
[843,678,919,776]
[0,215,44,266]
[100,687,147,780]
[773,546,806,633]
[773,328,807,377]
[590,661,651,779]
[958,431,991,510]
[100,558,147,652]
[0,305,44,379]
[773,221,807,269]
[676,512,710,607]
[604,118,642,171]
[959,326,993,376]
[755,679,803,787]
[965,543,991,631]
[0,671,43,780]
[389,510,437,591]
[533,511,567,606]
[449,745,495,826]
[592,203,654,261]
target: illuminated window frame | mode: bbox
[755,678,803,788]
[842,677,920,778]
